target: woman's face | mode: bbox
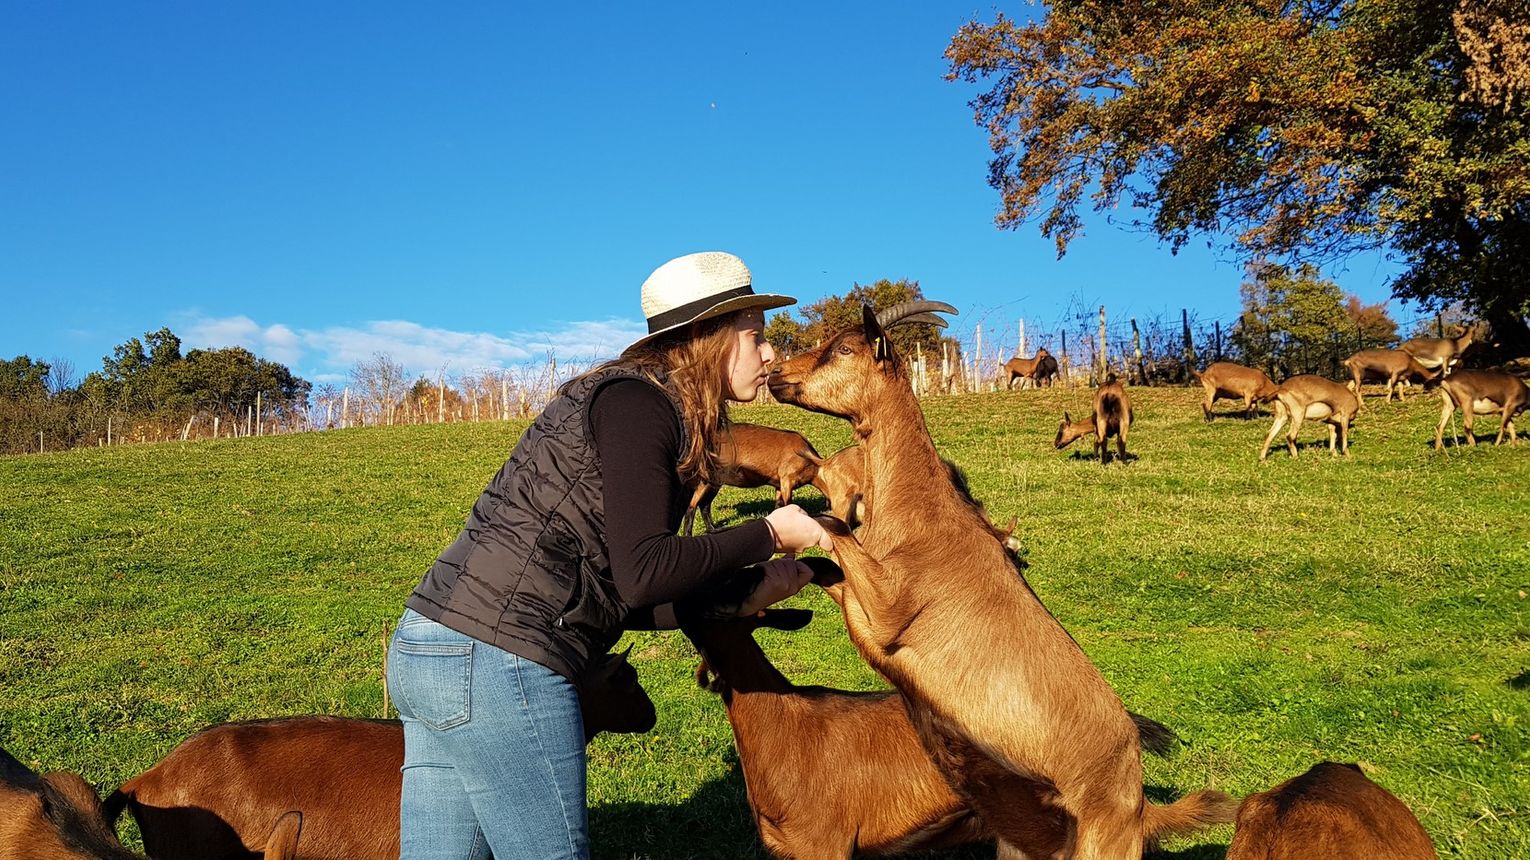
[725,309,775,402]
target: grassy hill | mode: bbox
[1,386,1526,858]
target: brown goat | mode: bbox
[1433,369,1530,449]
[1225,762,1436,860]
[769,303,1229,859]
[1259,375,1360,461]
[687,598,1230,859]
[802,445,865,526]
[1055,380,1133,464]
[1399,323,1484,376]
[1005,348,1056,390]
[686,607,985,857]
[683,422,823,534]
[1341,349,1440,404]
[1,746,141,860]
[1191,362,1278,421]
[104,649,656,860]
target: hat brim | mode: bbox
[623,292,796,354]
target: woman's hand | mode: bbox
[764,504,834,553]
[737,558,814,616]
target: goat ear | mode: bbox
[758,608,813,631]
[861,304,892,364]
[1063,410,1072,424]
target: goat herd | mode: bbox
[6,303,1522,860]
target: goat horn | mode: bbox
[874,301,959,329]
[886,312,950,330]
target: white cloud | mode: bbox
[178,314,647,381]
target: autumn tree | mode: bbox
[947,1,1530,354]
[1344,294,1399,349]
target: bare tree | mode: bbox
[45,356,76,397]
[350,352,407,426]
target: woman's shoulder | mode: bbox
[589,377,681,442]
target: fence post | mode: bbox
[1018,319,1026,359]
[1215,320,1223,361]
[1181,309,1197,382]
[1096,306,1107,384]
[1061,330,1071,386]
[1131,319,1146,385]
[974,324,983,393]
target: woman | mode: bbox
[386,251,832,860]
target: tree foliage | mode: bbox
[1230,262,1377,375]
[947,0,1530,352]
[765,278,951,361]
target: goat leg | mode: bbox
[1286,408,1305,457]
[1260,406,1289,461]
[1435,391,1454,449]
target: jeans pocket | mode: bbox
[390,638,473,731]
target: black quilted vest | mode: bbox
[405,366,686,682]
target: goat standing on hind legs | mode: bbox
[769,303,1233,860]
[1055,381,1132,464]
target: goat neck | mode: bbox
[685,623,794,701]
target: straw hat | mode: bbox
[624,252,795,353]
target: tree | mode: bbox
[1231,262,1351,375]
[1344,295,1399,349]
[350,352,407,425]
[0,355,51,401]
[947,1,1530,353]
[767,279,947,361]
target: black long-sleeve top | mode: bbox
[590,379,775,629]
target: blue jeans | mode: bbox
[387,608,588,860]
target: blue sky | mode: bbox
[2,2,1409,386]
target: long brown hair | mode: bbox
[589,313,738,484]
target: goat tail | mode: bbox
[1100,392,1124,423]
[1127,711,1180,758]
[100,787,130,827]
[1142,789,1239,843]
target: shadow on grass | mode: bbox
[1062,450,1139,464]
[591,763,1225,859]
[1508,669,1530,690]
[731,495,830,521]
[589,757,993,859]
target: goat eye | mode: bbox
[837,345,853,356]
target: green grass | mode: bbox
[2,386,1526,858]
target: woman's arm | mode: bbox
[591,380,774,616]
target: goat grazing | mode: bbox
[683,422,823,534]
[770,303,1231,859]
[1055,380,1133,464]
[1399,323,1484,376]
[1259,375,1360,461]
[1,746,141,860]
[1005,348,1055,389]
[688,597,1230,859]
[1341,349,1440,404]
[1225,762,1436,860]
[104,649,655,860]
[1433,369,1530,449]
[1191,362,1278,421]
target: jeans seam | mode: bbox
[468,825,487,860]
[511,656,580,859]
